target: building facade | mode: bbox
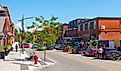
[78,17,121,47]
[64,18,89,38]
[0,5,14,47]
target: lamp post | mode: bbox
[18,15,34,54]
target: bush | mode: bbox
[64,45,73,53]
[6,45,11,52]
[0,47,5,52]
[3,45,11,52]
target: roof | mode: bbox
[0,17,6,32]
[0,5,5,11]
[82,17,121,23]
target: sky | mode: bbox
[1,0,121,27]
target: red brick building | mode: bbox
[78,17,121,47]
[0,5,14,47]
[64,19,89,38]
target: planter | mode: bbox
[5,50,10,56]
[0,52,5,59]
[68,48,73,54]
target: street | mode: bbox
[26,49,121,71]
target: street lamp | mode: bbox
[18,15,35,54]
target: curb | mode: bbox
[41,58,56,68]
[33,58,56,71]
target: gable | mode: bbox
[0,17,6,32]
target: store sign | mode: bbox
[101,25,106,30]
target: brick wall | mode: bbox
[98,19,121,40]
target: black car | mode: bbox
[97,48,120,60]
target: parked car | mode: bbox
[72,45,82,54]
[31,44,39,49]
[54,44,63,50]
[97,48,120,60]
[46,45,53,50]
[23,43,30,48]
[83,48,98,56]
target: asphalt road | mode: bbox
[41,50,121,71]
[25,49,121,71]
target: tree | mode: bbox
[90,38,98,48]
[14,28,21,42]
[26,16,62,48]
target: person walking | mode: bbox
[98,46,103,58]
[15,44,18,52]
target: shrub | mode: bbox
[3,45,11,52]
[0,47,5,52]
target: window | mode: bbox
[77,20,81,24]
[80,25,83,31]
[90,22,94,30]
[85,23,88,30]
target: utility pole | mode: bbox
[21,15,24,54]
[18,15,35,54]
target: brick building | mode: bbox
[78,17,121,47]
[0,5,14,47]
[64,18,89,37]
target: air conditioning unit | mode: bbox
[101,25,106,30]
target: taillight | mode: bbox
[92,50,97,54]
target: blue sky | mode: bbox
[1,0,121,26]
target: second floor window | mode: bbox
[90,22,94,30]
[85,23,88,30]
[80,25,83,31]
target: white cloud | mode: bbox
[15,22,44,32]
[15,21,27,32]
[27,28,43,32]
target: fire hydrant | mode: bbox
[34,55,38,64]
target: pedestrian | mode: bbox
[98,46,103,58]
[80,41,84,48]
[15,44,18,52]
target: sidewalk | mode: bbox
[0,49,41,71]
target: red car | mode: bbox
[83,48,97,56]
[23,43,30,48]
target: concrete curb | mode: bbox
[41,58,56,68]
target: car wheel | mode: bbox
[103,55,107,59]
[83,52,86,56]
[72,49,76,54]
[112,57,117,61]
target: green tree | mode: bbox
[14,28,21,42]
[90,38,98,48]
[26,16,62,48]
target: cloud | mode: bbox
[15,21,27,32]
[27,27,43,32]
[15,21,44,32]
